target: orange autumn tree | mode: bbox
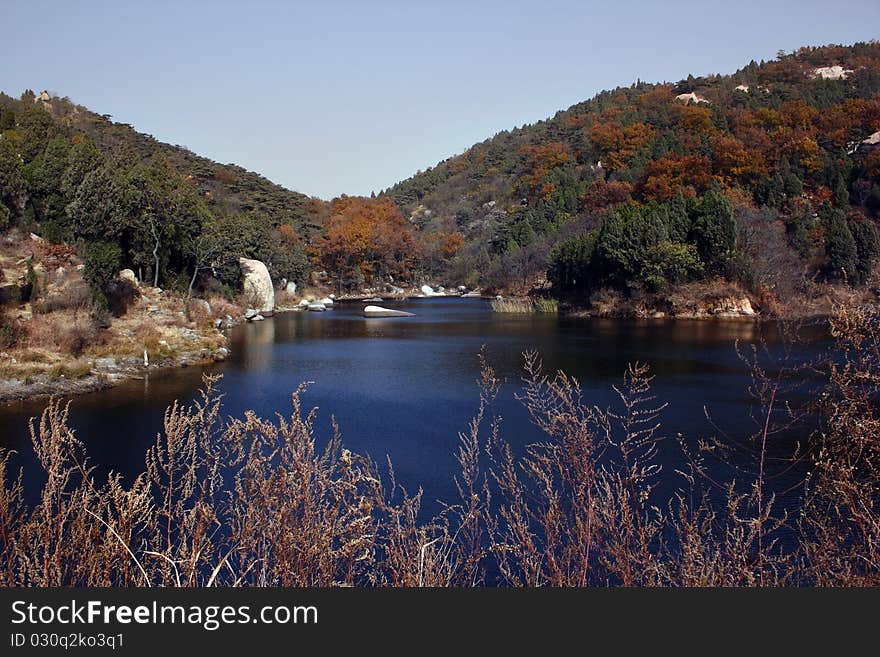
[589,120,655,171]
[419,231,465,278]
[317,195,418,292]
[641,154,714,202]
[519,142,571,191]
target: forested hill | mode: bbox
[385,42,880,307]
[2,42,880,316]
[0,90,323,309]
[1,90,319,233]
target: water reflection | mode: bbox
[0,299,829,513]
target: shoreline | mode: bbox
[0,347,226,405]
[2,294,832,406]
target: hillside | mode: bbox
[0,89,323,397]
[2,42,880,323]
[385,41,880,314]
[3,90,321,233]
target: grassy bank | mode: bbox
[0,231,237,402]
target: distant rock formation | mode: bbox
[812,65,853,80]
[862,131,880,146]
[675,92,710,105]
[847,130,880,155]
[239,257,274,316]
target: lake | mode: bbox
[0,298,829,513]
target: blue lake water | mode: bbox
[0,298,828,513]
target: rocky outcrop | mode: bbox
[583,285,758,320]
[239,257,275,316]
[696,295,755,318]
[363,305,414,318]
[675,92,710,105]
[812,65,852,80]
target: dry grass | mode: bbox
[491,298,535,313]
[206,295,244,320]
[491,297,558,314]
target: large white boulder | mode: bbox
[239,257,275,316]
[364,305,415,318]
[420,284,443,297]
[308,302,327,312]
[119,269,139,286]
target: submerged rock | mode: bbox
[363,305,414,318]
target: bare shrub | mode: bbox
[58,325,100,357]
[799,302,880,585]
[106,279,140,317]
[34,280,89,314]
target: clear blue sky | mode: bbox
[3,1,879,199]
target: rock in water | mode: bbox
[363,305,415,318]
[319,297,334,306]
[420,284,440,296]
[239,257,275,316]
[308,302,327,312]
